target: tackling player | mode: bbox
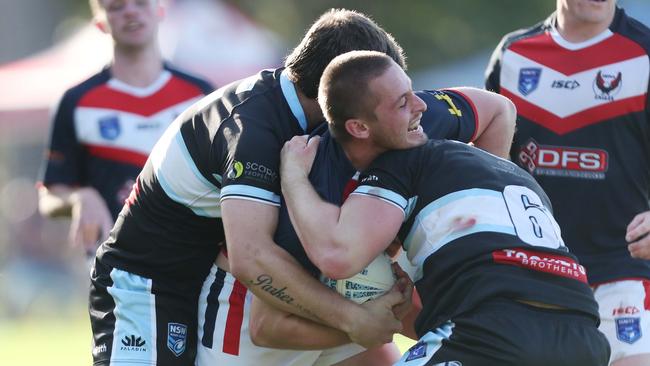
[281,50,610,365]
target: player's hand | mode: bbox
[347,286,404,348]
[280,135,320,181]
[69,187,113,255]
[627,210,650,259]
[391,262,414,320]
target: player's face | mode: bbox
[98,0,161,50]
[367,63,428,151]
[557,0,615,26]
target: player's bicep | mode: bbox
[221,199,279,272]
[218,118,284,204]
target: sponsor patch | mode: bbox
[120,334,147,352]
[616,317,642,344]
[518,139,608,180]
[518,68,542,96]
[492,248,587,283]
[99,115,121,140]
[167,322,187,357]
[406,342,427,361]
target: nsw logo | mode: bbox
[99,115,121,140]
[406,341,427,361]
[616,317,642,344]
[518,68,542,96]
[167,322,187,357]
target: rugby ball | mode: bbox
[320,253,396,304]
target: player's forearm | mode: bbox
[249,296,350,350]
[242,241,363,332]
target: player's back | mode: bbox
[357,140,599,335]
[98,69,305,285]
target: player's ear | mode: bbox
[345,118,370,139]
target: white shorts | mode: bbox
[593,278,650,363]
[196,264,365,366]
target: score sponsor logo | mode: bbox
[518,139,608,179]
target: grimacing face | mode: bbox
[366,61,428,151]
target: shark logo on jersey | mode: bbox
[616,317,641,344]
[518,68,542,96]
[167,322,187,357]
[99,115,121,140]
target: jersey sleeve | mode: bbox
[417,89,478,143]
[351,149,417,214]
[218,112,284,206]
[39,90,84,187]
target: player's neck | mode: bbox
[295,88,325,131]
[111,44,164,87]
[341,140,384,172]
[556,11,614,43]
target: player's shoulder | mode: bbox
[612,7,650,53]
[58,66,112,107]
[219,68,285,116]
[496,15,552,52]
[164,62,215,94]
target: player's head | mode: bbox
[319,50,427,150]
[90,0,163,51]
[556,0,616,27]
[284,8,406,99]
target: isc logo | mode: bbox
[551,80,580,90]
[518,140,608,179]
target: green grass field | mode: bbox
[0,308,415,365]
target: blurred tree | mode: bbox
[65,0,555,71]
[224,0,555,71]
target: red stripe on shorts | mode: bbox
[222,279,247,355]
[642,280,650,310]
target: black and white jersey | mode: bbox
[274,89,479,274]
[98,68,309,283]
[353,140,599,336]
[486,7,650,284]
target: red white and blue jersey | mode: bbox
[485,8,650,284]
[353,140,599,336]
[274,89,479,274]
[99,68,311,283]
[39,64,213,219]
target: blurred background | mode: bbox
[0,0,648,364]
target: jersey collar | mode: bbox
[280,69,308,133]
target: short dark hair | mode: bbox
[319,51,394,142]
[284,8,406,99]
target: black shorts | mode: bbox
[89,259,200,366]
[397,298,610,366]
